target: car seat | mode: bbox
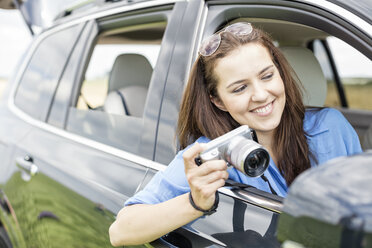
[103,53,153,117]
[280,47,327,107]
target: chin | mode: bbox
[260,121,281,132]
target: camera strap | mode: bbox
[260,175,278,195]
[224,179,255,189]
[225,178,278,195]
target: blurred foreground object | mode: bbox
[278,152,372,248]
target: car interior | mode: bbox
[103,53,152,117]
[238,18,372,150]
[280,46,327,107]
[77,22,165,118]
[77,16,372,152]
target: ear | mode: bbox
[210,95,227,112]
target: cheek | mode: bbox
[224,96,249,114]
[272,78,285,97]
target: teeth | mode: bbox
[253,103,271,113]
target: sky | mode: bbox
[0,9,32,79]
[0,9,371,81]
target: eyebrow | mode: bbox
[226,65,274,89]
[259,65,274,75]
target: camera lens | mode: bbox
[248,154,259,169]
[243,149,269,177]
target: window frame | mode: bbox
[13,23,85,122]
[61,5,178,159]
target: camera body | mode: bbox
[196,125,269,177]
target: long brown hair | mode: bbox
[177,23,314,185]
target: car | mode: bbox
[0,0,371,247]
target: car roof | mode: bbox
[1,0,181,35]
[3,0,371,37]
[326,0,371,24]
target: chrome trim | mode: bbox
[298,0,372,37]
[9,101,167,172]
[218,187,283,213]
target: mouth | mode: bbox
[250,100,275,116]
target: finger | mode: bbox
[193,178,226,199]
[204,170,229,184]
[186,159,227,186]
[189,169,228,195]
[183,143,204,170]
[188,168,228,189]
[198,160,228,176]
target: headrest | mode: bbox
[104,86,148,117]
[108,53,153,92]
[280,47,327,107]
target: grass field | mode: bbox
[2,172,116,248]
[325,81,372,110]
[77,78,108,110]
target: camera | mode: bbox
[195,125,270,177]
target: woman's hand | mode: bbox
[183,143,229,211]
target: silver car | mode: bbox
[0,0,371,247]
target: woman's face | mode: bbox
[212,43,286,135]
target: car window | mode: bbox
[65,14,169,155]
[314,38,372,110]
[77,44,159,111]
[14,24,84,121]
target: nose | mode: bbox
[251,82,269,102]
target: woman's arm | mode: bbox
[109,193,202,246]
[109,143,228,246]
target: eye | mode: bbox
[262,72,273,81]
[233,84,247,93]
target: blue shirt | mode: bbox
[125,108,362,205]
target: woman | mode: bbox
[109,22,361,246]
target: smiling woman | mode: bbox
[211,44,286,139]
[109,22,362,246]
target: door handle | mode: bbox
[16,155,38,178]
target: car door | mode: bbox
[0,1,185,247]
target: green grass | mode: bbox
[2,172,116,248]
[1,172,152,248]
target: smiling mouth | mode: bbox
[251,100,274,115]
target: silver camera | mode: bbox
[196,125,270,177]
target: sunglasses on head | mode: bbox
[198,22,253,57]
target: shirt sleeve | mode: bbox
[305,108,362,166]
[325,108,362,156]
[124,151,190,206]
